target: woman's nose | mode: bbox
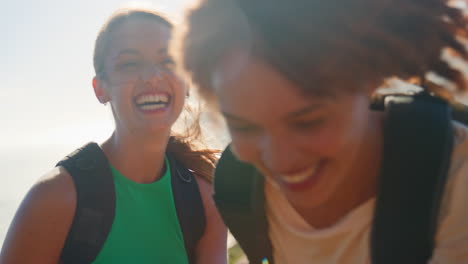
[259,134,303,174]
[141,64,164,84]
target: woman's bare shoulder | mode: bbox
[0,167,76,264]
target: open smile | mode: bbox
[134,92,171,113]
[278,161,326,191]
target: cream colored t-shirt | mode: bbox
[266,122,468,264]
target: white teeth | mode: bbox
[281,165,318,184]
[136,94,169,105]
[140,104,166,110]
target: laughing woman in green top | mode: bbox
[0,8,227,264]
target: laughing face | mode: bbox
[213,52,382,212]
[94,18,185,137]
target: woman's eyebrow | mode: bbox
[118,49,139,55]
[111,49,141,61]
[222,112,254,124]
[158,47,168,55]
[286,104,322,119]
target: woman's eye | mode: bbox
[117,61,141,71]
[161,58,175,70]
[228,124,259,134]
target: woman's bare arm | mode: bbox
[0,167,76,264]
[194,176,228,264]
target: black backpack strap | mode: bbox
[57,142,116,264]
[168,154,206,264]
[370,93,454,264]
[214,147,274,264]
[450,100,468,125]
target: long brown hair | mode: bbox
[94,8,219,182]
[176,0,468,99]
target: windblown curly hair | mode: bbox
[175,0,468,98]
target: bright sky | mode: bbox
[1,0,195,151]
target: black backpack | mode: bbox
[56,143,205,264]
[213,92,468,264]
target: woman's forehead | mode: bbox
[107,19,171,57]
[216,56,325,117]
[212,48,251,92]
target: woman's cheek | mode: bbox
[230,133,260,163]
[298,123,348,158]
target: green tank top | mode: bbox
[92,157,189,264]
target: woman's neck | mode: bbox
[101,129,171,184]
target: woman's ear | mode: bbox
[93,77,110,105]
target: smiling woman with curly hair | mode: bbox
[174,0,468,263]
